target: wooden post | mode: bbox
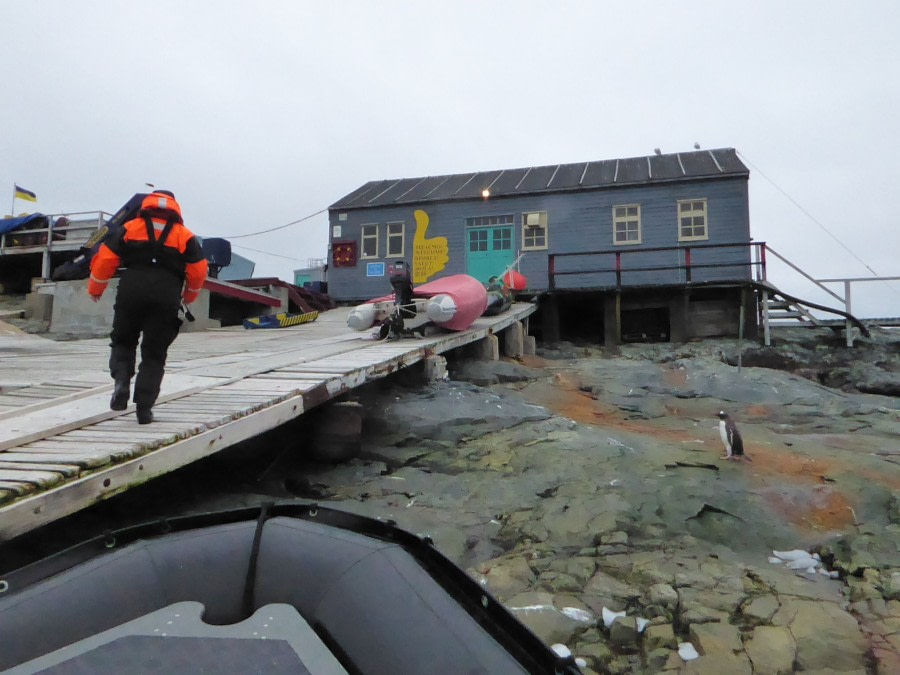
[844,280,853,347]
[669,289,690,343]
[541,294,560,344]
[603,292,621,349]
[615,292,621,344]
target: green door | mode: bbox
[466,219,515,283]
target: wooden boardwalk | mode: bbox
[0,304,536,541]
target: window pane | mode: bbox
[627,206,638,217]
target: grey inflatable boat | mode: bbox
[0,503,581,674]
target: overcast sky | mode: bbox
[3,1,899,318]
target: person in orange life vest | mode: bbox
[88,190,208,424]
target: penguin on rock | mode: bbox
[717,410,749,461]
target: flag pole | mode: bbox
[10,183,16,217]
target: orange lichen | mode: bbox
[761,483,857,531]
[516,364,896,535]
[743,404,773,418]
[661,367,688,388]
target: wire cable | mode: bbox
[738,150,900,305]
[231,243,304,261]
[736,150,881,276]
[219,207,327,239]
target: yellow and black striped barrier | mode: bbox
[243,311,319,329]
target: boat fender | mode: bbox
[347,304,377,331]
[424,294,458,325]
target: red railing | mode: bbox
[548,241,767,290]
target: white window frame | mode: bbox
[386,221,405,258]
[360,223,379,258]
[613,204,642,245]
[521,211,548,250]
[677,199,708,241]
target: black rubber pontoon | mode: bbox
[0,503,581,674]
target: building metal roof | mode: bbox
[330,148,748,210]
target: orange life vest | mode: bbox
[88,192,208,303]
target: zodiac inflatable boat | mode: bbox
[0,503,581,674]
[347,262,489,336]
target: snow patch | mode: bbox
[678,642,700,661]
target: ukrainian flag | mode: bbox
[14,185,37,202]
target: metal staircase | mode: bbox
[753,277,870,347]
[759,284,823,326]
[757,281,820,346]
[756,246,877,346]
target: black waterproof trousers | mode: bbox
[108,267,183,410]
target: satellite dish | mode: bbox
[653,148,661,156]
[693,142,701,149]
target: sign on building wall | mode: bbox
[366,262,385,277]
[411,209,449,283]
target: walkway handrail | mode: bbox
[763,245,844,305]
[548,241,764,290]
[0,211,110,253]
[0,210,111,279]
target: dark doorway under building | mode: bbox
[621,306,670,343]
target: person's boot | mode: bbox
[136,406,154,425]
[110,377,130,411]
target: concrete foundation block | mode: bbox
[472,334,500,360]
[503,321,524,358]
[523,335,536,356]
[425,354,448,381]
[181,289,220,332]
[50,278,115,335]
[24,290,53,322]
[309,401,364,462]
[47,280,220,335]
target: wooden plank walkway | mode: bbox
[0,303,536,541]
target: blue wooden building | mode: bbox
[328,147,759,345]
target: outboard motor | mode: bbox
[378,260,416,339]
[201,238,232,279]
[388,260,416,319]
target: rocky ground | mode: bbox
[3,294,899,673]
[242,327,898,674]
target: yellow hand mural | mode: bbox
[412,209,449,283]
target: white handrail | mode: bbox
[764,245,844,305]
